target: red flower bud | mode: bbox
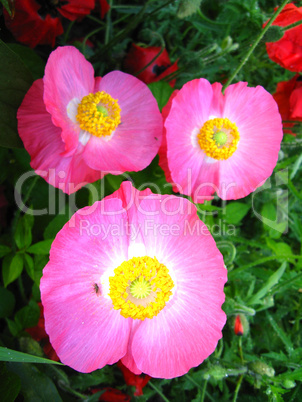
[234,315,244,336]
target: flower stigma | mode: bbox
[198,117,240,160]
[109,256,174,320]
[76,91,121,137]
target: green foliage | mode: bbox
[0,40,33,148]
[0,348,62,365]
[0,0,301,401]
[0,362,21,402]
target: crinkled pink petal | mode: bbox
[158,90,179,191]
[128,195,227,378]
[218,83,283,199]
[43,46,95,154]
[121,320,143,375]
[17,79,101,194]
[83,71,163,172]
[165,79,213,198]
[41,182,227,376]
[165,79,283,201]
[40,199,132,372]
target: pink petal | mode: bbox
[17,79,101,194]
[43,46,95,154]
[128,195,227,378]
[40,199,132,372]
[83,71,163,172]
[164,79,283,201]
[158,90,179,190]
[164,79,213,198]
[217,83,283,199]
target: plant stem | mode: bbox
[238,337,244,364]
[282,19,302,31]
[186,375,215,402]
[229,254,302,278]
[90,1,151,61]
[200,379,208,402]
[222,0,291,93]
[233,375,244,402]
[148,0,175,17]
[148,381,170,402]
[105,0,113,45]
[134,46,165,76]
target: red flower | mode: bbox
[123,43,178,86]
[91,387,131,402]
[234,315,244,336]
[26,302,59,361]
[265,3,302,72]
[117,361,150,396]
[99,0,110,19]
[3,0,95,48]
[273,74,302,134]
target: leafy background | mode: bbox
[0,0,302,401]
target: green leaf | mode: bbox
[7,44,45,80]
[275,368,302,382]
[261,203,287,239]
[0,347,62,365]
[0,362,21,402]
[0,244,11,258]
[266,239,293,258]
[224,202,250,225]
[6,317,22,337]
[43,206,72,240]
[14,214,33,250]
[148,81,174,111]
[23,253,35,281]
[2,253,24,287]
[0,40,33,148]
[248,262,287,305]
[0,0,14,16]
[27,239,53,255]
[15,300,40,329]
[7,363,63,401]
[0,287,15,318]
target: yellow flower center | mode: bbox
[198,117,240,160]
[109,256,174,320]
[76,91,121,138]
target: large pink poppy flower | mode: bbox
[40,181,227,378]
[164,79,283,201]
[17,46,162,194]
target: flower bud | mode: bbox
[234,315,244,336]
[177,0,202,18]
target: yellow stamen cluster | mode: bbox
[109,256,174,320]
[198,117,240,160]
[76,91,121,138]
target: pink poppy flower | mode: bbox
[164,79,283,201]
[40,181,227,378]
[17,46,162,194]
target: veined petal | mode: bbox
[40,199,132,372]
[43,46,95,154]
[83,71,163,172]
[17,79,101,194]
